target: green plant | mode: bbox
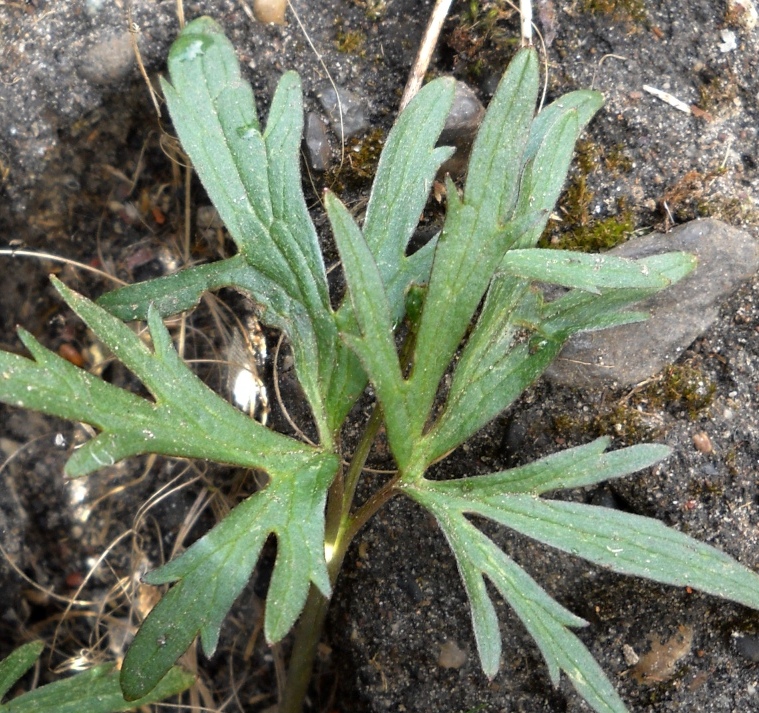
[0,641,192,713]
[2,16,759,713]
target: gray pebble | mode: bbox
[439,81,484,146]
[303,112,331,172]
[438,81,484,179]
[734,633,759,663]
[196,205,223,230]
[316,84,368,140]
[545,219,759,389]
[78,32,135,86]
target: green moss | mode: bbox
[604,143,634,175]
[591,403,662,446]
[462,0,510,34]
[540,138,637,251]
[554,174,594,232]
[550,362,715,448]
[549,400,661,447]
[552,209,636,252]
[552,413,578,435]
[324,127,386,192]
[659,168,759,226]
[697,195,759,224]
[688,478,725,499]
[448,1,520,78]
[642,364,716,420]
[335,28,367,55]
[467,57,487,79]
[698,73,738,114]
[574,139,602,176]
[724,446,739,475]
[351,0,388,21]
[580,0,648,24]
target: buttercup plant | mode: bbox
[0,641,193,713]
[2,16,759,713]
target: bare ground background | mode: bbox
[1,1,759,711]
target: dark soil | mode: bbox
[1,1,758,712]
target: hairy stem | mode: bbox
[343,477,400,548]
[340,405,384,523]
[280,408,386,713]
[278,584,332,713]
[281,324,419,712]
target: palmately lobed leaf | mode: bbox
[0,657,193,713]
[407,439,759,713]
[410,482,629,713]
[157,17,343,442]
[0,278,325,477]
[0,16,744,713]
[326,75,457,432]
[120,453,337,701]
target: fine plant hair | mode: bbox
[2,16,759,713]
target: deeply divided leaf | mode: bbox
[361,77,455,273]
[406,48,541,437]
[512,90,603,249]
[0,279,322,477]
[121,455,337,700]
[327,192,415,468]
[407,439,759,712]
[409,484,628,713]
[156,17,339,440]
[325,77,456,430]
[464,48,539,234]
[0,17,744,713]
[0,664,193,713]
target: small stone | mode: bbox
[719,29,738,53]
[438,81,485,178]
[253,0,286,25]
[693,431,713,453]
[439,81,485,145]
[196,205,223,230]
[545,219,759,389]
[438,640,467,669]
[631,625,693,684]
[726,0,758,30]
[78,32,135,86]
[303,112,331,172]
[734,633,759,662]
[316,84,369,140]
[622,643,640,666]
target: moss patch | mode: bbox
[642,363,717,419]
[540,139,638,251]
[324,127,386,192]
[351,0,388,21]
[446,1,520,78]
[580,0,648,25]
[335,26,367,55]
[659,168,759,226]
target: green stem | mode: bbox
[277,584,332,713]
[281,325,419,712]
[279,409,387,713]
[340,406,384,524]
[343,476,400,548]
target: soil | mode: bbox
[1,1,758,712]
